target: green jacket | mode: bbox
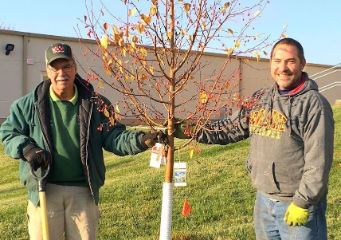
[0,75,148,206]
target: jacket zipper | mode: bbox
[35,104,52,156]
[85,99,96,202]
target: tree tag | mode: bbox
[149,143,166,168]
[174,162,187,187]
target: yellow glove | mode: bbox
[284,203,309,226]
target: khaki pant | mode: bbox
[27,184,99,240]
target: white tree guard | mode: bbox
[159,182,174,240]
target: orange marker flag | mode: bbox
[181,199,192,217]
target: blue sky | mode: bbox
[1,0,340,65]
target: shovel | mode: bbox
[31,164,50,240]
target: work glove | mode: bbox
[174,121,194,139]
[284,202,309,226]
[23,144,51,171]
[141,131,168,148]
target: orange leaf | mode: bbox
[137,23,145,33]
[184,3,191,12]
[132,35,138,43]
[141,14,151,25]
[109,116,116,125]
[181,199,192,217]
[103,22,109,30]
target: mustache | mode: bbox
[277,70,293,75]
[56,77,69,81]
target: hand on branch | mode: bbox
[142,130,168,148]
[174,121,195,139]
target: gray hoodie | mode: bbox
[197,74,334,208]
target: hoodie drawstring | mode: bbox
[287,96,293,136]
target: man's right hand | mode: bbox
[174,121,194,139]
[23,144,51,171]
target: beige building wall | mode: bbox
[1,30,340,123]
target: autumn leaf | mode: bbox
[117,59,123,73]
[201,21,206,30]
[128,8,137,16]
[103,107,110,117]
[113,25,119,34]
[227,28,234,34]
[121,47,127,57]
[141,14,151,25]
[167,31,173,40]
[109,116,116,125]
[224,2,231,9]
[137,23,145,33]
[105,68,112,76]
[232,93,240,102]
[181,199,192,217]
[97,80,104,89]
[103,22,109,30]
[132,35,138,43]
[152,0,158,4]
[100,35,110,49]
[189,149,194,159]
[184,3,191,12]
[139,47,148,57]
[149,66,154,74]
[199,90,208,104]
[181,28,187,35]
[226,81,230,89]
[150,5,157,16]
[225,48,234,56]
[234,40,240,48]
[220,2,230,13]
[115,104,121,114]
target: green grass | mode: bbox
[0,107,340,239]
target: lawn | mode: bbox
[0,107,340,239]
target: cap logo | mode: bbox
[51,45,65,54]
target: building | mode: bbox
[1,29,340,124]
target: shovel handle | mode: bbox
[30,165,50,192]
[30,165,50,240]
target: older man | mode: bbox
[0,43,166,239]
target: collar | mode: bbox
[49,85,78,105]
[278,73,307,96]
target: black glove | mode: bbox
[23,144,51,171]
[174,121,194,139]
[141,131,168,148]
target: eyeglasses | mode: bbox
[47,63,75,73]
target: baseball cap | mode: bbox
[45,43,73,65]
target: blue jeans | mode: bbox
[254,191,327,240]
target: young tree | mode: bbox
[80,0,273,238]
